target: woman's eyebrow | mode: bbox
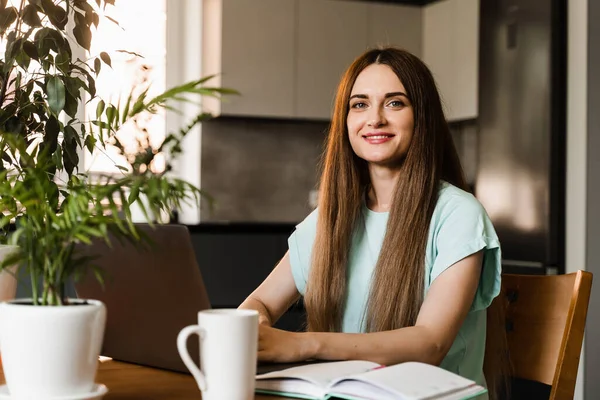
[349,92,409,100]
[384,91,408,98]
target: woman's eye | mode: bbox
[351,102,367,109]
[388,100,405,107]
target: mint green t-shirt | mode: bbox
[287,182,502,389]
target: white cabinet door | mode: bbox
[423,0,479,121]
[296,0,368,120]
[203,0,296,118]
[367,3,423,57]
[453,0,479,121]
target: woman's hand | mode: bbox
[258,325,316,363]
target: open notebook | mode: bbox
[255,360,486,400]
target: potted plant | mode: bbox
[0,0,230,397]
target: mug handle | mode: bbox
[177,325,207,391]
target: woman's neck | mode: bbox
[366,165,401,212]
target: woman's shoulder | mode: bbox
[435,181,488,219]
[291,208,319,240]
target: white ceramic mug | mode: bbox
[177,309,258,400]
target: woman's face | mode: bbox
[347,64,414,168]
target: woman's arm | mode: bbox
[258,250,483,365]
[238,251,301,326]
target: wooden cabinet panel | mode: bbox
[201,0,478,122]
[423,0,479,121]
[367,3,423,57]
[453,0,479,120]
[296,0,368,120]
[203,0,296,118]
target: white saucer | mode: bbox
[0,384,108,400]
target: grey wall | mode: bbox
[200,118,329,223]
[450,120,478,187]
[200,117,478,223]
[586,1,600,397]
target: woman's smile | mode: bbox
[362,132,396,144]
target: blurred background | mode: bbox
[20,1,595,398]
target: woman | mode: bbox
[239,47,502,392]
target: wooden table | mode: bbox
[1,359,283,400]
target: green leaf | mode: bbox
[121,88,134,123]
[74,9,86,29]
[52,141,64,169]
[99,51,111,68]
[86,72,96,97]
[105,105,116,125]
[44,115,60,145]
[96,100,105,118]
[15,49,31,70]
[0,7,17,35]
[94,57,101,75]
[63,124,78,143]
[47,4,67,30]
[64,76,84,98]
[55,50,70,74]
[62,138,78,176]
[5,37,22,60]
[128,182,140,205]
[22,4,42,27]
[47,180,59,210]
[63,91,79,119]
[72,24,91,51]
[47,76,66,115]
[22,40,38,59]
[84,134,96,154]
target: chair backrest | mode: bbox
[486,270,593,400]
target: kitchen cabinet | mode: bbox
[295,0,368,120]
[201,0,478,122]
[367,3,423,57]
[202,0,296,118]
[422,0,479,121]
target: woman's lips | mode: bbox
[362,133,395,144]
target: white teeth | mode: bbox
[366,135,390,139]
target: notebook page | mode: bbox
[327,380,399,400]
[328,381,486,400]
[256,378,327,399]
[256,360,380,388]
[329,362,481,399]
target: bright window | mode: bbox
[85,0,167,174]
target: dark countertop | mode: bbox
[184,222,297,235]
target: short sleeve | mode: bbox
[288,209,319,295]
[430,192,502,312]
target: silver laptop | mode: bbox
[75,224,211,373]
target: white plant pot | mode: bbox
[0,299,106,399]
[0,245,18,302]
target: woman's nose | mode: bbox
[367,108,386,128]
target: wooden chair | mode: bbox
[485,270,593,400]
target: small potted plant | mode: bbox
[0,0,230,397]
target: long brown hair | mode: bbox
[304,47,467,333]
